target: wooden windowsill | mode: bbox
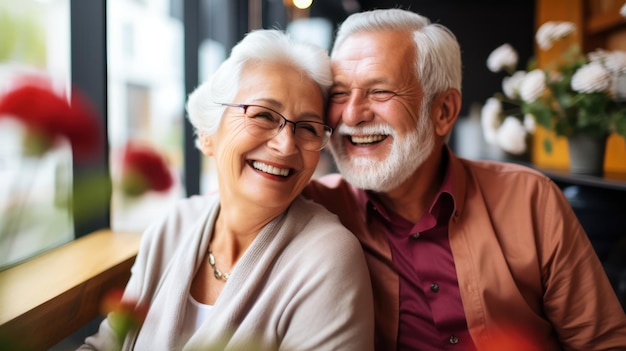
[0,229,141,350]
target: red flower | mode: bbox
[0,78,101,160]
[120,141,174,197]
[101,288,149,343]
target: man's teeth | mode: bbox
[252,161,290,176]
[350,135,386,144]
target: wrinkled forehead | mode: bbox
[333,30,415,60]
[331,31,417,87]
[236,62,323,102]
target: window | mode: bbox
[0,0,72,269]
[107,0,185,232]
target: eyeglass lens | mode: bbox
[241,104,331,151]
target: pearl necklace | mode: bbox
[208,248,230,281]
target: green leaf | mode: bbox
[543,137,553,154]
[615,116,626,139]
[73,172,111,225]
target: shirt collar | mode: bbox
[356,146,458,229]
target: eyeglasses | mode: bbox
[217,103,333,151]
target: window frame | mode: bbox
[70,0,110,238]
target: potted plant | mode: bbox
[482,19,626,175]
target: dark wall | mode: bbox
[558,183,626,310]
[315,0,536,117]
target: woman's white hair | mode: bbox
[186,29,332,136]
[332,8,462,104]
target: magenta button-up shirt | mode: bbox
[364,158,476,351]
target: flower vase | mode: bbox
[567,133,608,176]
[488,133,533,165]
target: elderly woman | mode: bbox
[79,29,373,351]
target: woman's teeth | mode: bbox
[252,161,290,176]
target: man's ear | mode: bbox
[197,131,214,156]
[431,88,461,137]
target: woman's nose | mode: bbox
[267,124,298,154]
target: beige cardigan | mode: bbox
[80,195,374,351]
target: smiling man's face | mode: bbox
[327,30,435,192]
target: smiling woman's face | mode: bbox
[201,61,325,212]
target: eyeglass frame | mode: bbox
[215,102,334,151]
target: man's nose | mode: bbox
[341,90,374,126]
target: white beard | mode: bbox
[329,107,434,192]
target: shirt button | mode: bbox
[449,335,459,344]
[411,233,420,239]
[430,283,439,293]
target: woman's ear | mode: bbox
[431,88,461,137]
[197,131,214,156]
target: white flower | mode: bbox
[535,21,576,50]
[496,116,527,155]
[589,49,626,74]
[621,3,626,17]
[571,61,612,93]
[588,49,609,62]
[519,69,546,103]
[502,71,526,99]
[604,51,626,73]
[523,113,536,133]
[480,97,502,145]
[487,44,518,73]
